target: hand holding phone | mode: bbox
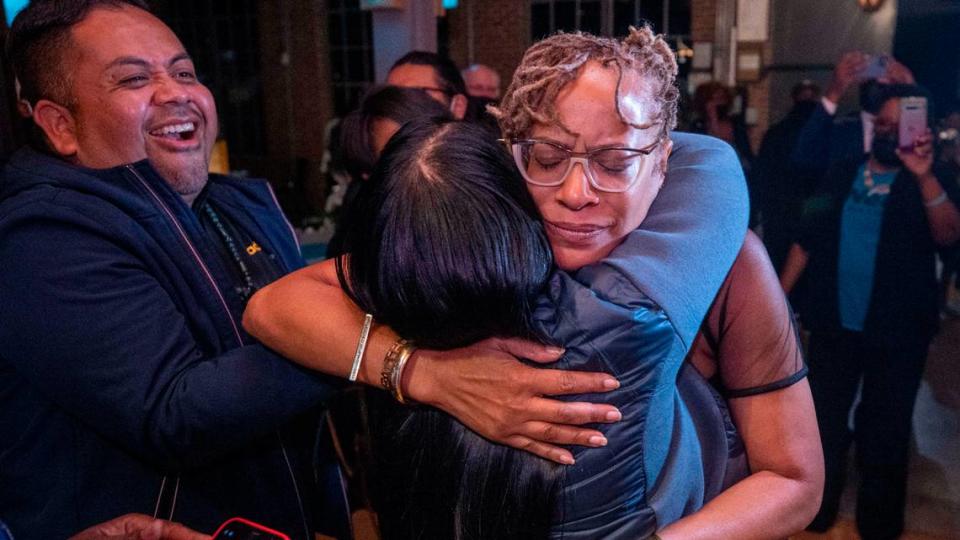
[827,51,869,102]
[211,518,290,540]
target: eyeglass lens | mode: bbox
[514,141,648,192]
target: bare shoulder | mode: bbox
[729,230,780,288]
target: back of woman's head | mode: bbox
[335,118,560,539]
[337,117,553,349]
[340,85,452,179]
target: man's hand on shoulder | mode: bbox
[69,514,210,540]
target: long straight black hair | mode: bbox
[335,118,561,539]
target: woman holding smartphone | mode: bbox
[782,85,960,538]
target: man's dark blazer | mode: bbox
[792,102,867,178]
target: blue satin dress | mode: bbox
[537,132,753,538]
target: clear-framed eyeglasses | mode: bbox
[505,138,662,193]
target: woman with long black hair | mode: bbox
[338,117,560,538]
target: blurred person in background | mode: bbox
[781,85,960,539]
[792,51,916,177]
[461,62,501,100]
[755,80,822,273]
[936,104,960,176]
[327,86,451,284]
[461,62,503,134]
[386,50,468,120]
[690,81,756,223]
[690,81,754,163]
[936,104,960,314]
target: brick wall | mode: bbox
[691,0,716,41]
[259,0,333,162]
[449,0,774,151]
[689,0,772,152]
[257,0,334,220]
[446,0,530,88]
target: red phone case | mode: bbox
[211,517,291,540]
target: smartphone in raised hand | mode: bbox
[899,96,928,149]
[861,54,889,80]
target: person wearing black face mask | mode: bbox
[792,51,917,178]
[779,87,960,539]
[870,129,902,168]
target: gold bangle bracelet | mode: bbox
[381,339,417,404]
[391,341,417,404]
[380,338,408,396]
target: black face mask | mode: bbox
[860,81,888,115]
[872,133,902,167]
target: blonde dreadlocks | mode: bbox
[491,25,678,141]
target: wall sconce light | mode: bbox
[857,0,885,12]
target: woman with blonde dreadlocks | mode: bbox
[492,26,820,539]
[245,26,822,539]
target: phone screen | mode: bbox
[862,55,888,80]
[899,97,927,149]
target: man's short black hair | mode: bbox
[6,0,151,106]
[390,50,467,98]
